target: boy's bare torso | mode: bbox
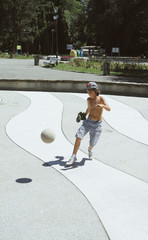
[88,96,103,121]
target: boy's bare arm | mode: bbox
[96,96,111,111]
[85,98,91,116]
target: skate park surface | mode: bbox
[0,59,148,240]
[0,90,148,240]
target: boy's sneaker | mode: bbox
[65,155,77,167]
[88,149,93,160]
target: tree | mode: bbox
[86,0,148,55]
[0,0,147,56]
[64,0,88,48]
[0,0,38,53]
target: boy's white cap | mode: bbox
[86,82,98,90]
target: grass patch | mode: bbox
[0,53,34,59]
[15,54,34,59]
[0,52,10,58]
[55,62,102,74]
[55,58,148,79]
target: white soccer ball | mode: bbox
[41,128,55,144]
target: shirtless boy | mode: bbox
[65,81,111,167]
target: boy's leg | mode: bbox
[88,146,93,160]
[73,137,81,155]
[65,120,88,167]
[65,137,82,166]
[88,122,102,159]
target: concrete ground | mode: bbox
[0,58,108,81]
[0,59,148,240]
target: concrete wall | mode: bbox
[0,79,148,97]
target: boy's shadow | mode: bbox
[42,156,90,170]
[42,156,65,167]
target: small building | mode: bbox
[81,46,105,57]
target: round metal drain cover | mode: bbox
[16,178,32,183]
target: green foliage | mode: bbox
[86,0,148,56]
[55,61,102,74]
[110,61,148,73]
[69,58,103,71]
[0,0,39,52]
[0,52,33,59]
[0,0,147,56]
[55,58,148,79]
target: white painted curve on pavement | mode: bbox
[75,93,148,145]
[6,92,148,240]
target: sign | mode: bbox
[67,44,73,50]
[17,45,22,50]
[112,47,120,53]
[16,45,22,55]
